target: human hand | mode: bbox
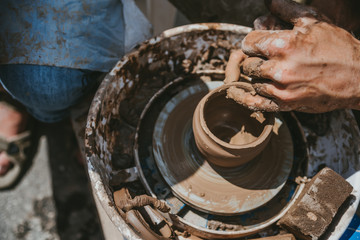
[225,50,281,112]
[253,14,290,31]
[225,0,360,113]
[253,0,329,31]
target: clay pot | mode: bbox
[192,82,275,167]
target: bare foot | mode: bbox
[0,102,28,176]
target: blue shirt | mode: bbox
[0,0,126,72]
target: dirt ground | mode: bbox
[0,120,104,240]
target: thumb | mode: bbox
[264,0,330,27]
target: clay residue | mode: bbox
[83,24,304,238]
[226,86,280,112]
[278,167,353,240]
[114,189,170,213]
[207,220,244,231]
[205,88,266,145]
[250,112,265,123]
[229,112,266,144]
[229,125,257,145]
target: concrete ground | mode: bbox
[0,2,182,239]
[0,121,104,240]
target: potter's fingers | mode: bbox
[242,57,266,79]
[227,86,280,112]
[253,82,287,100]
[264,0,330,27]
[254,15,280,30]
[252,83,295,111]
[253,14,291,31]
[254,16,270,30]
[255,85,328,112]
[252,82,278,99]
[241,30,292,58]
[242,58,287,83]
[224,50,247,84]
[241,91,281,112]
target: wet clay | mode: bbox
[152,82,294,215]
[114,191,170,213]
[137,75,308,239]
[229,125,258,145]
[86,26,246,175]
[113,188,173,240]
[86,24,318,239]
[193,82,275,167]
[204,89,265,145]
[212,110,265,145]
[226,85,280,112]
[278,167,353,240]
[230,108,276,144]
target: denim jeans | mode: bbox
[0,64,103,122]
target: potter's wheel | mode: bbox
[152,81,293,215]
[86,23,360,240]
[134,77,307,238]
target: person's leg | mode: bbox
[0,86,29,176]
[0,64,103,181]
[0,64,102,123]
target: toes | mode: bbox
[0,152,12,176]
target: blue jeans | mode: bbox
[0,64,102,123]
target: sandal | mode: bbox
[0,95,34,189]
[0,130,31,188]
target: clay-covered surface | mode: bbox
[85,23,252,239]
[299,111,360,179]
[151,81,293,215]
[297,110,360,240]
[135,78,305,239]
[193,82,276,168]
[278,167,353,240]
[85,23,360,240]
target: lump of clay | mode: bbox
[278,167,353,240]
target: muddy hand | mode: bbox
[254,14,290,31]
[253,0,329,30]
[228,0,360,113]
[225,50,280,111]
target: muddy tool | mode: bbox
[113,188,174,240]
[278,167,353,240]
